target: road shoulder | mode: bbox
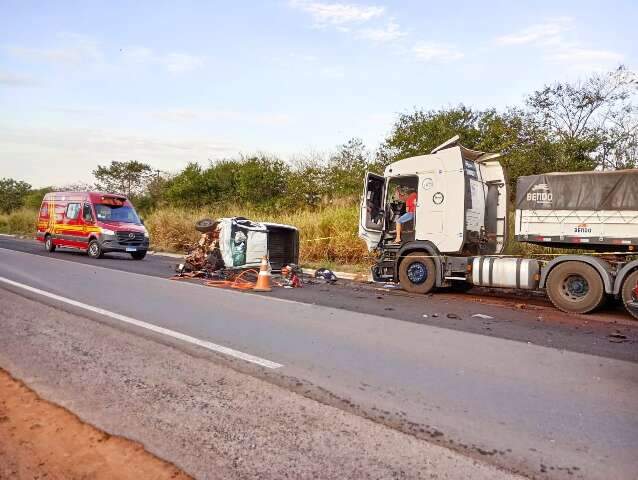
[0,287,524,480]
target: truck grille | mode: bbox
[116,231,145,245]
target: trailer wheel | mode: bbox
[546,261,604,314]
[620,270,638,320]
[398,252,436,294]
[44,234,56,253]
[87,239,103,259]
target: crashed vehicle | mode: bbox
[181,217,299,273]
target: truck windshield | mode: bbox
[95,204,141,224]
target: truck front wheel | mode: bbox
[620,270,638,320]
[398,252,436,294]
[546,261,604,314]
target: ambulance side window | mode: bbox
[83,203,94,222]
[65,203,81,220]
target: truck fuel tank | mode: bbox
[471,257,540,290]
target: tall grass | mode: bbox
[0,204,581,267]
[0,208,38,236]
[146,203,373,265]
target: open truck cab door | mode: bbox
[358,172,386,250]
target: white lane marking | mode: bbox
[0,275,283,369]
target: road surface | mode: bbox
[1,236,637,479]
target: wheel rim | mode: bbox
[407,262,427,284]
[89,243,99,256]
[561,274,589,301]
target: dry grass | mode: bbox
[146,204,374,265]
[0,205,578,268]
[0,208,38,236]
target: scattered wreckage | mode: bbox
[173,216,341,291]
[177,216,299,274]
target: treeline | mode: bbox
[2,66,636,215]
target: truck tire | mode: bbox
[620,270,638,320]
[87,239,103,259]
[546,261,604,314]
[398,252,436,294]
[44,234,56,253]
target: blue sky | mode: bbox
[1,0,636,187]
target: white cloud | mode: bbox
[0,71,38,87]
[357,20,406,43]
[319,65,346,79]
[8,35,204,74]
[120,46,205,73]
[150,109,291,126]
[546,47,624,71]
[289,0,384,26]
[494,18,623,71]
[495,18,572,46]
[7,33,103,66]
[413,43,463,62]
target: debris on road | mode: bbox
[314,268,338,284]
[446,313,459,319]
[472,314,494,320]
[608,330,629,343]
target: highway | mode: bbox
[1,236,637,480]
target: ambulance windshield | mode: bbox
[95,204,141,224]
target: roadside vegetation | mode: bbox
[1,67,636,268]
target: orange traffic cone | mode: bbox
[253,256,272,292]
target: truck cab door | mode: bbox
[359,172,385,251]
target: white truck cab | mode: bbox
[359,135,508,256]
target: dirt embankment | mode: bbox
[0,368,191,480]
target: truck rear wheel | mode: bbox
[398,252,436,294]
[546,261,604,314]
[620,270,638,320]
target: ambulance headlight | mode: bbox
[100,228,116,236]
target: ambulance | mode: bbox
[36,192,149,259]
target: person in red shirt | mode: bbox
[394,186,417,243]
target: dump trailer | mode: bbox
[359,135,638,319]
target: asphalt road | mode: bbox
[1,237,638,480]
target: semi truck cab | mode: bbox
[359,136,508,282]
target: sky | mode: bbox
[1,0,636,187]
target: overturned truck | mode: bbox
[182,217,299,273]
[359,135,638,319]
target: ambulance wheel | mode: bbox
[87,239,103,259]
[546,261,604,314]
[44,235,56,253]
[130,251,147,260]
[398,252,436,294]
[620,270,638,320]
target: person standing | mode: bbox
[394,187,417,244]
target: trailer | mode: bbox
[359,136,638,319]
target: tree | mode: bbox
[93,161,154,197]
[380,105,482,162]
[0,178,31,213]
[526,65,637,170]
[326,138,375,196]
[23,186,55,210]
